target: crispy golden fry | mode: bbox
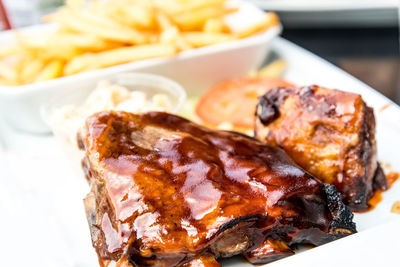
[53,34,120,51]
[203,18,229,33]
[45,9,149,44]
[155,11,174,32]
[0,62,17,82]
[183,32,235,47]
[173,5,237,31]
[21,32,120,53]
[119,4,155,29]
[156,11,192,51]
[96,1,155,30]
[78,9,131,30]
[257,60,287,78]
[159,28,193,51]
[35,60,64,82]
[65,44,176,75]
[0,77,17,86]
[236,12,279,39]
[0,46,20,59]
[159,27,178,44]
[154,0,226,15]
[19,59,45,84]
[40,47,78,61]
[17,37,79,61]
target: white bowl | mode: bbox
[0,0,281,133]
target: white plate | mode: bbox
[0,0,280,133]
[0,37,399,267]
[250,0,399,27]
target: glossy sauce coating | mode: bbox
[81,111,355,266]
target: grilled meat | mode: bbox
[79,111,356,266]
[255,85,387,211]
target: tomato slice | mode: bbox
[195,77,294,128]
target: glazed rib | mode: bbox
[254,85,387,211]
[79,111,356,266]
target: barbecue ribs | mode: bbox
[79,111,356,267]
[254,85,387,211]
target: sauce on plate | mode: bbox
[365,171,399,212]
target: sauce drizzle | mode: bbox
[379,103,391,112]
[366,171,399,212]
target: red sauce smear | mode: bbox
[386,172,400,187]
[379,103,391,112]
[366,172,399,212]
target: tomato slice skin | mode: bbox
[195,77,294,128]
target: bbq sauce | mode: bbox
[365,172,399,212]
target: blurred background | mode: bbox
[0,0,399,104]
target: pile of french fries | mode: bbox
[0,0,279,86]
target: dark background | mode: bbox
[282,27,400,104]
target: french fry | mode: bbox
[172,5,236,31]
[152,0,191,15]
[154,0,226,15]
[96,1,155,30]
[155,11,174,32]
[65,44,176,75]
[0,77,18,86]
[45,9,149,44]
[156,11,192,51]
[18,58,45,84]
[17,35,80,61]
[203,18,229,34]
[23,32,119,52]
[159,28,193,51]
[36,46,79,61]
[119,4,155,29]
[257,60,287,79]
[183,32,235,47]
[159,27,178,44]
[0,46,20,59]
[35,60,64,82]
[79,9,132,30]
[53,34,119,51]
[0,62,18,82]
[236,12,279,39]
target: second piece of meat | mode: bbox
[255,85,387,211]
